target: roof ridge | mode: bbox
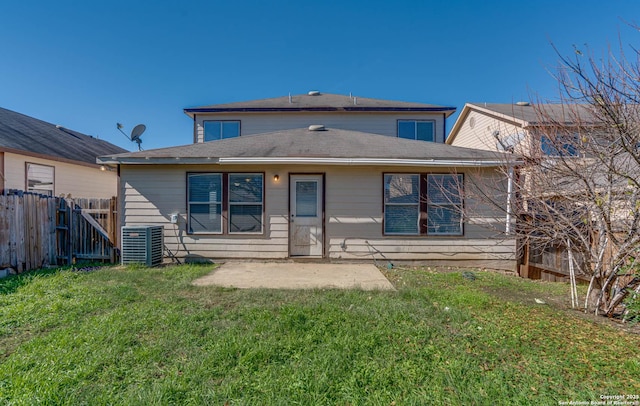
[184,92,456,113]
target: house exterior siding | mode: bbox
[120,164,515,269]
[194,112,447,143]
[448,109,526,152]
[3,151,118,198]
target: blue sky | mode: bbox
[1,1,638,151]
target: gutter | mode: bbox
[184,106,457,115]
[97,156,516,167]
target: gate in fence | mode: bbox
[0,192,118,273]
[56,197,118,265]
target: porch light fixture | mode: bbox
[273,174,280,181]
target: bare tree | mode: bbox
[514,38,640,316]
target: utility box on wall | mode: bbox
[121,225,164,266]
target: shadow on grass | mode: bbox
[0,263,114,296]
[0,267,63,296]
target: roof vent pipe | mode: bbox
[354,97,357,105]
[288,93,292,104]
[308,90,320,96]
[308,125,325,131]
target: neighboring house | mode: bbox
[0,107,127,198]
[446,102,591,155]
[447,102,606,280]
[99,92,516,270]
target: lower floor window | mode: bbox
[426,174,463,235]
[384,173,463,236]
[228,174,263,233]
[188,172,263,234]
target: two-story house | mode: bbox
[446,102,592,155]
[447,102,604,280]
[99,92,515,269]
[0,107,127,198]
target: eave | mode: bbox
[2,146,104,169]
[97,156,513,167]
[184,106,457,117]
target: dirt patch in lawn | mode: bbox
[382,265,640,335]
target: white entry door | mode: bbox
[290,174,323,257]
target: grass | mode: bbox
[0,264,638,405]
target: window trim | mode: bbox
[539,134,579,157]
[397,119,436,142]
[228,173,264,235]
[186,172,264,235]
[425,174,464,236]
[187,172,224,235]
[383,173,420,235]
[202,120,241,142]
[382,172,464,237]
[25,162,54,196]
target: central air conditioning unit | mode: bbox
[121,225,164,266]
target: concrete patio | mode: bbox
[192,261,395,291]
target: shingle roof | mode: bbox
[468,103,594,125]
[184,92,456,116]
[0,107,127,165]
[99,127,506,165]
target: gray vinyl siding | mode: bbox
[119,164,515,269]
[120,165,289,259]
[194,112,448,143]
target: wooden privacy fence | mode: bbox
[0,193,57,272]
[519,240,590,283]
[0,193,117,273]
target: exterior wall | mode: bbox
[193,112,448,144]
[448,109,528,154]
[120,164,516,270]
[0,152,4,191]
[3,152,118,198]
[120,164,289,259]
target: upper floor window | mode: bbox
[26,163,54,196]
[204,120,240,141]
[540,135,578,157]
[398,120,435,142]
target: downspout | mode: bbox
[493,130,514,234]
[193,114,197,143]
[506,165,514,234]
[442,113,446,143]
[0,153,5,195]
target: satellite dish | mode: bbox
[130,124,146,142]
[116,122,146,151]
[496,132,525,152]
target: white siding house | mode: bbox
[0,107,126,198]
[446,102,592,155]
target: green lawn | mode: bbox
[0,264,638,405]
